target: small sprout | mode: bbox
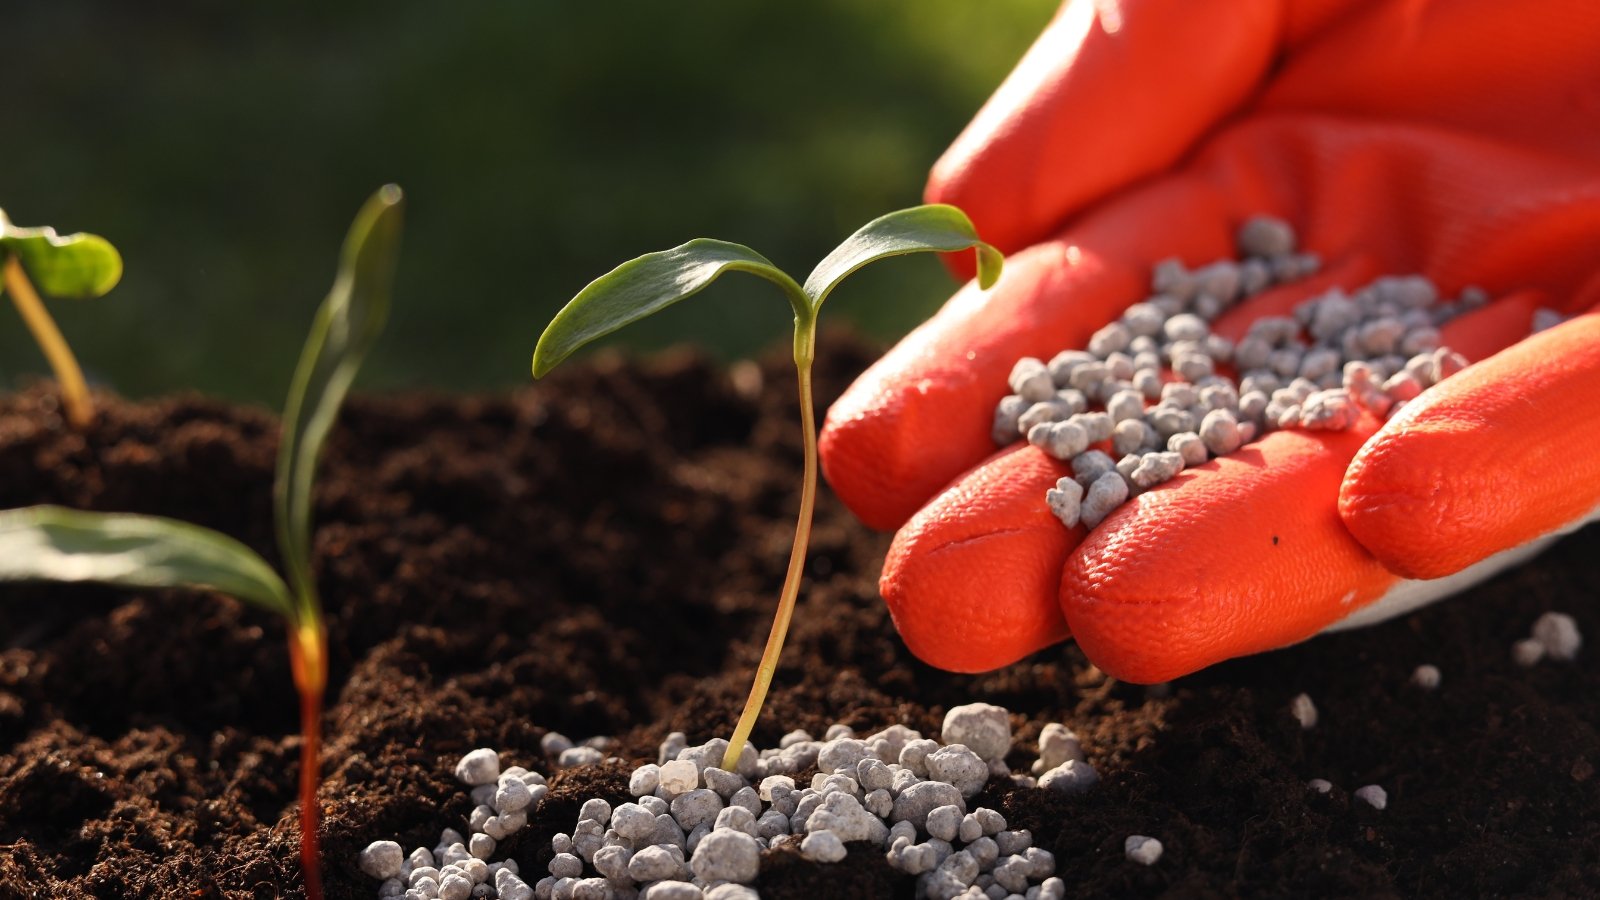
[533,204,1000,770]
[0,209,123,429]
[0,186,404,900]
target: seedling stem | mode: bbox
[724,314,817,770]
[2,256,93,428]
[289,617,327,900]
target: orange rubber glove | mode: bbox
[820,0,1600,683]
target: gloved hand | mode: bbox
[820,0,1600,683]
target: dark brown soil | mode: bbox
[1,334,1596,899]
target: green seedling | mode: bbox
[0,210,123,429]
[0,185,404,900]
[534,204,1002,770]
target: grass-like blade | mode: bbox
[0,506,293,617]
[275,185,405,609]
[0,210,123,299]
[533,239,807,378]
[801,204,1002,309]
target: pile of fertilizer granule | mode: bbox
[357,703,1111,900]
[989,216,1536,530]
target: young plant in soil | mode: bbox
[0,185,404,900]
[533,204,1002,770]
[0,210,123,429]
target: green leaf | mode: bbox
[801,204,1002,309]
[0,506,294,618]
[0,209,123,299]
[275,185,405,610]
[533,239,808,378]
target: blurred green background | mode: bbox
[0,1,1055,405]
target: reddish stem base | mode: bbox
[298,690,323,900]
[289,625,326,900]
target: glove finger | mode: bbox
[1340,311,1600,580]
[928,0,1279,278]
[1060,421,1396,684]
[1182,116,1600,300]
[880,445,1076,673]
[934,0,1600,283]
[1262,0,1600,161]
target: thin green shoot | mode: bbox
[0,185,404,900]
[533,204,1001,770]
[0,210,123,429]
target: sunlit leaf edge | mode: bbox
[0,224,123,299]
[801,203,1003,309]
[0,505,294,618]
[533,239,804,378]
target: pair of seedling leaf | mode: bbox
[533,205,1001,769]
[0,209,124,429]
[0,185,404,900]
[0,197,999,892]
